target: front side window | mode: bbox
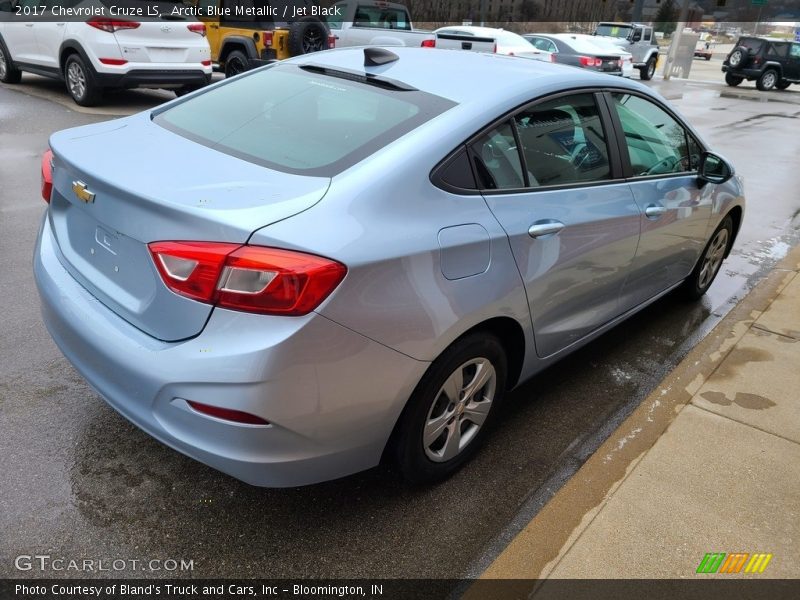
[611,93,694,176]
[791,44,800,59]
[528,37,556,53]
[514,94,611,187]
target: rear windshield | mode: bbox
[737,37,765,53]
[154,64,454,177]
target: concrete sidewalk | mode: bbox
[479,245,800,581]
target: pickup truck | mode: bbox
[593,22,660,79]
[327,1,434,48]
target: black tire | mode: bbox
[0,41,22,84]
[223,49,248,78]
[64,54,102,106]
[639,55,657,81]
[776,80,791,90]
[393,333,507,484]
[682,216,733,300]
[725,73,743,86]
[727,47,750,69]
[756,69,778,91]
[287,17,328,56]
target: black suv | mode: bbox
[722,37,800,91]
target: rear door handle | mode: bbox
[645,205,668,219]
[528,220,565,238]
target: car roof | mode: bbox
[286,46,649,106]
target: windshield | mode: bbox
[154,64,455,177]
[595,24,632,39]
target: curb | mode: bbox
[473,244,800,583]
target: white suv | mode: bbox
[0,0,212,106]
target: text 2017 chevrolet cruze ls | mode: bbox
[34,47,744,486]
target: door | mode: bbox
[475,92,641,358]
[2,0,39,64]
[786,43,800,80]
[32,1,67,69]
[606,91,713,310]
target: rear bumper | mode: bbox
[721,65,762,79]
[93,69,212,89]
[34,215,427,487]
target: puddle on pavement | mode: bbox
[700,390,776,410]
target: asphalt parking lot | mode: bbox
[1,56,800,580]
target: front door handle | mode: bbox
[644,205,668,219]
[528,220,565,238]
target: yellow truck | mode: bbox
[194,0,334,76]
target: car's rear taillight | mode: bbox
[187,23,206,36]
[87,18,140,33]
[578,56,602,67]
[421,39,435,48]
[41,149,53,203]
[201,59,211,66]
[99,58,128,65]
[262,30,274,47]
[148,242,347,316]
[328,33,336,49]
[187,400,270,425]
[492,42,498,53]
[549,53,556,63]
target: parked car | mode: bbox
[593,22,660,80]
[694,40,713,60]
[434,26,552,61]
[327,0,433,49]
[195,0,334,77]
[35,46,744,487]
[580,34,635,77]
[722,36,800,90]
[524,33,624,76]
[0,0,212,105]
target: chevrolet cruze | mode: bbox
[34,47,744,486]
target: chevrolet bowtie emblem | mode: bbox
[72,181,95,204]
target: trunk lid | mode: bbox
[48,115,330,341]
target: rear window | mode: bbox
[737,37,765,53]
[154,64,454,177]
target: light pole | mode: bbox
[662,0,690,81]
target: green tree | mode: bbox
[654,0,678,36]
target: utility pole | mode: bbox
[631,0,646,22]
[479,0,487,26]
[662,0,690,81]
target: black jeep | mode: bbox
[722,36,800,91]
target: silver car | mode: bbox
[34,47,744,487]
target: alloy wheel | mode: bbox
[423,358,497,463]
[0,48,7,79]
[67,62,86,100]
[647,60,655,78]
[762,71,776,89]
[698,228,728,289]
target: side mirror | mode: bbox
[699,151,734,184]
[631,32,642,42]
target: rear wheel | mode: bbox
[224,50,248,78]
[725,73,743,86]
[64,54,102,106]
[682,216,733,300]
[776,80,791,90]
[640,55,657,80]
[0,45,22,84]
[756,69,778,91]
[393,333,507,484]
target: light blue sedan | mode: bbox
[34,47,744,487]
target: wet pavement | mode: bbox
[1,73,799,580]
